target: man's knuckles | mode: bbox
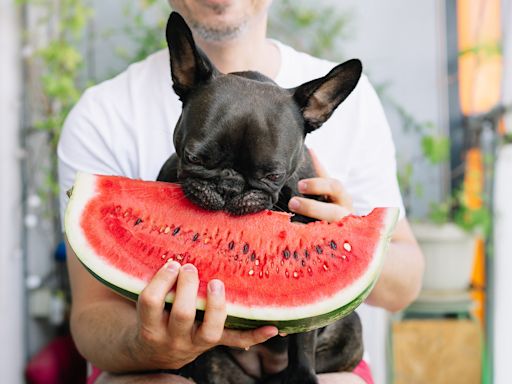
[171,307,196,325]
[138,291,164,309]
[195,329,223,346]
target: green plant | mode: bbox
[387,93,491,236]
[429,192,491,235]
[19,0,94,238]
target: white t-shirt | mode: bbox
[58,40,404,221]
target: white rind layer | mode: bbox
[65,172,399,321]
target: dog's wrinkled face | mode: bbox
[163,12,362,215]
[174,74,306,214]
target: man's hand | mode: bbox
[135,261,278,370]
[288,149,352,222]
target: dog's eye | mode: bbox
[186,153,202,165]
[265,173,283,182]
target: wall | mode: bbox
[0,0,25,383]
[333,0,449,217]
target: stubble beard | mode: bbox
[189,18,249,42]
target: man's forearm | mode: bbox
[318,372,366,384]
[365,219,424,312]
[71,300,154,373]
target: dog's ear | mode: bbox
[166,12,218,100]
[292,59,362,134]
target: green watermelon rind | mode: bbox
[78,259,375,333]
[65,172,398,332]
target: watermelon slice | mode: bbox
[65,173,398,333]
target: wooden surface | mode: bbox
[392,319,482,384]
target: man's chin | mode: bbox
[190,20,248,42]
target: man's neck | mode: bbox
[192,15,280,79]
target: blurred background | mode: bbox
[1,0,511,383]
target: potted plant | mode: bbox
[395,116,490,294]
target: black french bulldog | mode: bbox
[157,12,364,384]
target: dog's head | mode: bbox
[165,12,362,215]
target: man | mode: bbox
[58,1,424,383]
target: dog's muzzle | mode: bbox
[182,177,273,215]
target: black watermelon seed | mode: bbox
[329,240,337,250]
[283,249,291,259]
[315,245,323,254]
[172,227,181,236]
[293,251,299,260]
[243,244,249,254]
[304,250,310,258]
[228,241,235,250]
[192,233,199,241]
[134,218,143,226]
[250,251,256,261]
[301,259,306,267]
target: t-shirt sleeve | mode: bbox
[58,88,124,229]
[345,77,406,219]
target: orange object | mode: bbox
[470,286,486,324]
[462,148,484,210]
[458,0,503,327]
[471,237,486,324]
[457,0,502,115]
[464,149,486,323]
[471,237,486,289]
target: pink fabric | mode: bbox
[25,335,87,384]
[352,359,374,384]
[87,365,102,384]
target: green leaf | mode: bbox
[421,134,450,164]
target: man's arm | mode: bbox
[364,217,424,311]
[65,239,278,373]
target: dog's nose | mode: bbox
[217,179,244,199]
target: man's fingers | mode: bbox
[168,264,200,340]
[220,326,279,350]
[289,197,351,222]
[138,261,180,328]
[298,177,352,208]
[194,279,227,346]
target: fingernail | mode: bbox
[265,327,279,338]
[165,261,180,272]
[289,198,300,211]
[279,332,288,337]
[208,279,224,295]
[181,264,197,273]
[298,181,307,193]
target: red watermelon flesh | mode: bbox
[65,173,398,333]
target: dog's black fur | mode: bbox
[157,12,364,384]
